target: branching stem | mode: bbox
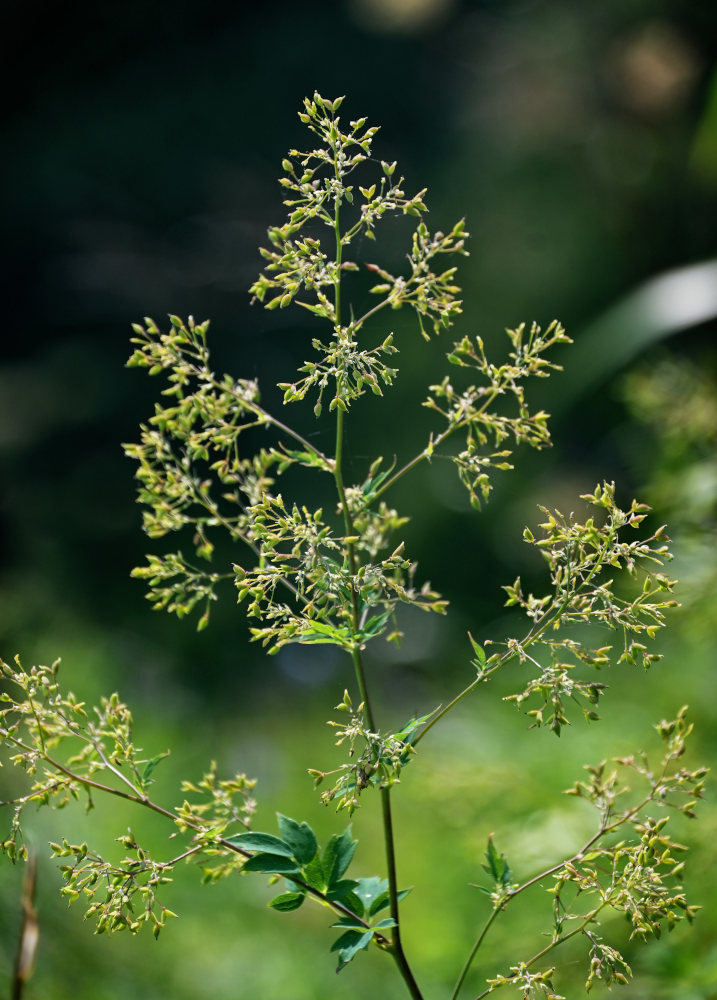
[369,385,503,506]
[330,143,424,999]
[471,904,608,1000]
[414,523,618,748]
[451,769,664,999]
[0,727,372,931]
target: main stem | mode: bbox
[331,153,424,1000]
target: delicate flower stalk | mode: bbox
[0,94,703,999]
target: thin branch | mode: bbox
[200,364,331,467]
[90,742,145,799]
[189,483,307,606]
[252,403,331,466]
[158,845,204,867]
[450,906,502,1000]
[414,522,620,748]
[2,728,373,932]
[451,769,665,1000]
[470,905,606,1000]
[350,295,393,335]
[369,385,504,506]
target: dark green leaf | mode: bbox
[353,876,388,913]
[361,459,396,500]
[326,878,359,902]
[242,853,301,876]
[359,610,391,641]
[392,710,437,746]
[331,915,369,932]
[300,852,325,891]
[368,890,390,917]
[368,887,411,917]
[333,890,364,917]
[268,892,305,912]
[331,929,374,970]
[279,448,330,471]
[295,624,354,647]
[481,835,512,887]
[468,631,486,668]
[277,815,318,866]
[323,828,357,885]
[140,750,170,789]
[228,832,294,857]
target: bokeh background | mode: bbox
[1,1,716,997]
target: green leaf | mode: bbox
[361,458,396,500]
[294,622,355,648]
[268,892,305,912]
[279,447,330,472]
[140,750,170,789]
[368,887,411,917]
[392,710,437,746]
[359,610,391,641]
[468,632,486,668]
[242,853,301,876]
[368,890,390,917]
[353,876,388,914]
[300,853,325,891]
[331,928,374,970]
[228,832,294,857]
[325,878,359,903]
[277,815,318,866]
[323,828,357,885]
[330,915,369,932]
[481,835,512,887]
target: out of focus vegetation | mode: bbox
[1,1,716,997]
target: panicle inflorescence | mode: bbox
[1,657,256,934]
[464,481,679,734]
[0,94,704,998]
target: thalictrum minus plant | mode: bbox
[1,93,705,1000]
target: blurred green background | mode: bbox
[1,0,716,997]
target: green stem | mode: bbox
[449,740,662,997]
[450,907,502,1000]
[414,522,619,749]
[524,908,602,966]
[370,426,454,504]
[380,786,425,1000]
[370,386,503,506]
[329,141,423,1000]
[472,905,607,1000]
[351,295,393,335]
[1,728,371,931]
